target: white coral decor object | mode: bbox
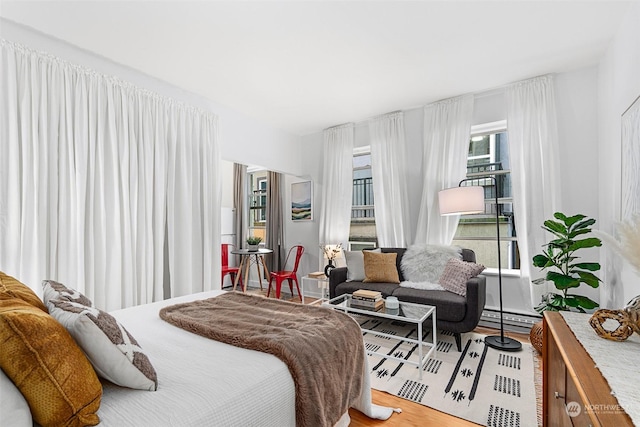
[596,213,640,276]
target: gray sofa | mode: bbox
[328,247,486,351]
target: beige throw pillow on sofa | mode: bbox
[363,251,400,283]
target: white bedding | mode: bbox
[3,290,394,426]
[100,290,297,426]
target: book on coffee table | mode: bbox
[353,289,382,300]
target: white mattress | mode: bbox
[99,290,297,426]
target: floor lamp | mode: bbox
[438,177,522,352]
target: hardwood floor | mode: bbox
[244,287,535,426]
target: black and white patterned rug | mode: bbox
[358,316,538,427]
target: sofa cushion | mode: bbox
[439,258,485,297]
[335,281,399,299]
[391,287,467,322]
[363,251,400,283]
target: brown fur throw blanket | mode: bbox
[159,292,364,427]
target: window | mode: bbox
[452,121,520,270]
[349,147,377,248]
[247,170,267,242]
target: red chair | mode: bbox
[268,245,304,300]
[222,243,244,291]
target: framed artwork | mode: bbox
[622,94,640,219]
[291,180,312,221]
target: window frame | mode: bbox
[453,120,520,272]
[349,146,377,248]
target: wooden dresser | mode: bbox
[543,311,634,426]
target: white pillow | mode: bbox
[345,249,380,281]
[47,299,158,391]
[0,369,32,427]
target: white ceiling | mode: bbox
[0,1,633,136]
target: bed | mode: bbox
[1,278,394,427]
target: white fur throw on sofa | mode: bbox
[400,244,461,290]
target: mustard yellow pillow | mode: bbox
[0,298,102,427]
[363,251,400,283]
[0,271,47,312]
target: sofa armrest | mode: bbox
[464,275,487,326]
[329,267,348,299]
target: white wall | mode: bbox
[597,3,640,308]
[297,67,601,313]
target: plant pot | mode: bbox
[247,244,259,252]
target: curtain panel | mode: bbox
[266,171,285,272]
[369,111,411,247]
[0,39,220,311]
[415,94,474,245]
[506,74,561,309]
[233,163,247,252]
[319,123,354,253]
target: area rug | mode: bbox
[356,315,538,427]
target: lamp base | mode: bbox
[485,335,522,352]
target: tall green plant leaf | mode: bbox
[577,271,601,288]
[571,218,596,231]
[563,214,586,227]
[568,238,602,251]
[543,220,567,235]
[546,271,580,289]
[571,262,601,271]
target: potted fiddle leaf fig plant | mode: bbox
[532,212,602,314]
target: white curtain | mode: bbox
[319,124,354,248]
[369,111,410,247]
[506,74,560,309]
[0,39,220,311]
[415,94,474,245]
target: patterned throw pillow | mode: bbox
[42,279,93,307]
[0,298,102,427]
[48,299,158,391]
[0,271,47,312]
[363,251,400,283]
[438,257,485,296]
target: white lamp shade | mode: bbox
[438,186,485,215]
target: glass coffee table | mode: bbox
[324,294,436,379]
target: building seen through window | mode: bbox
[349,149,377,250]
[453,124,520,270]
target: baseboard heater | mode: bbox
[478,308,542,334]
